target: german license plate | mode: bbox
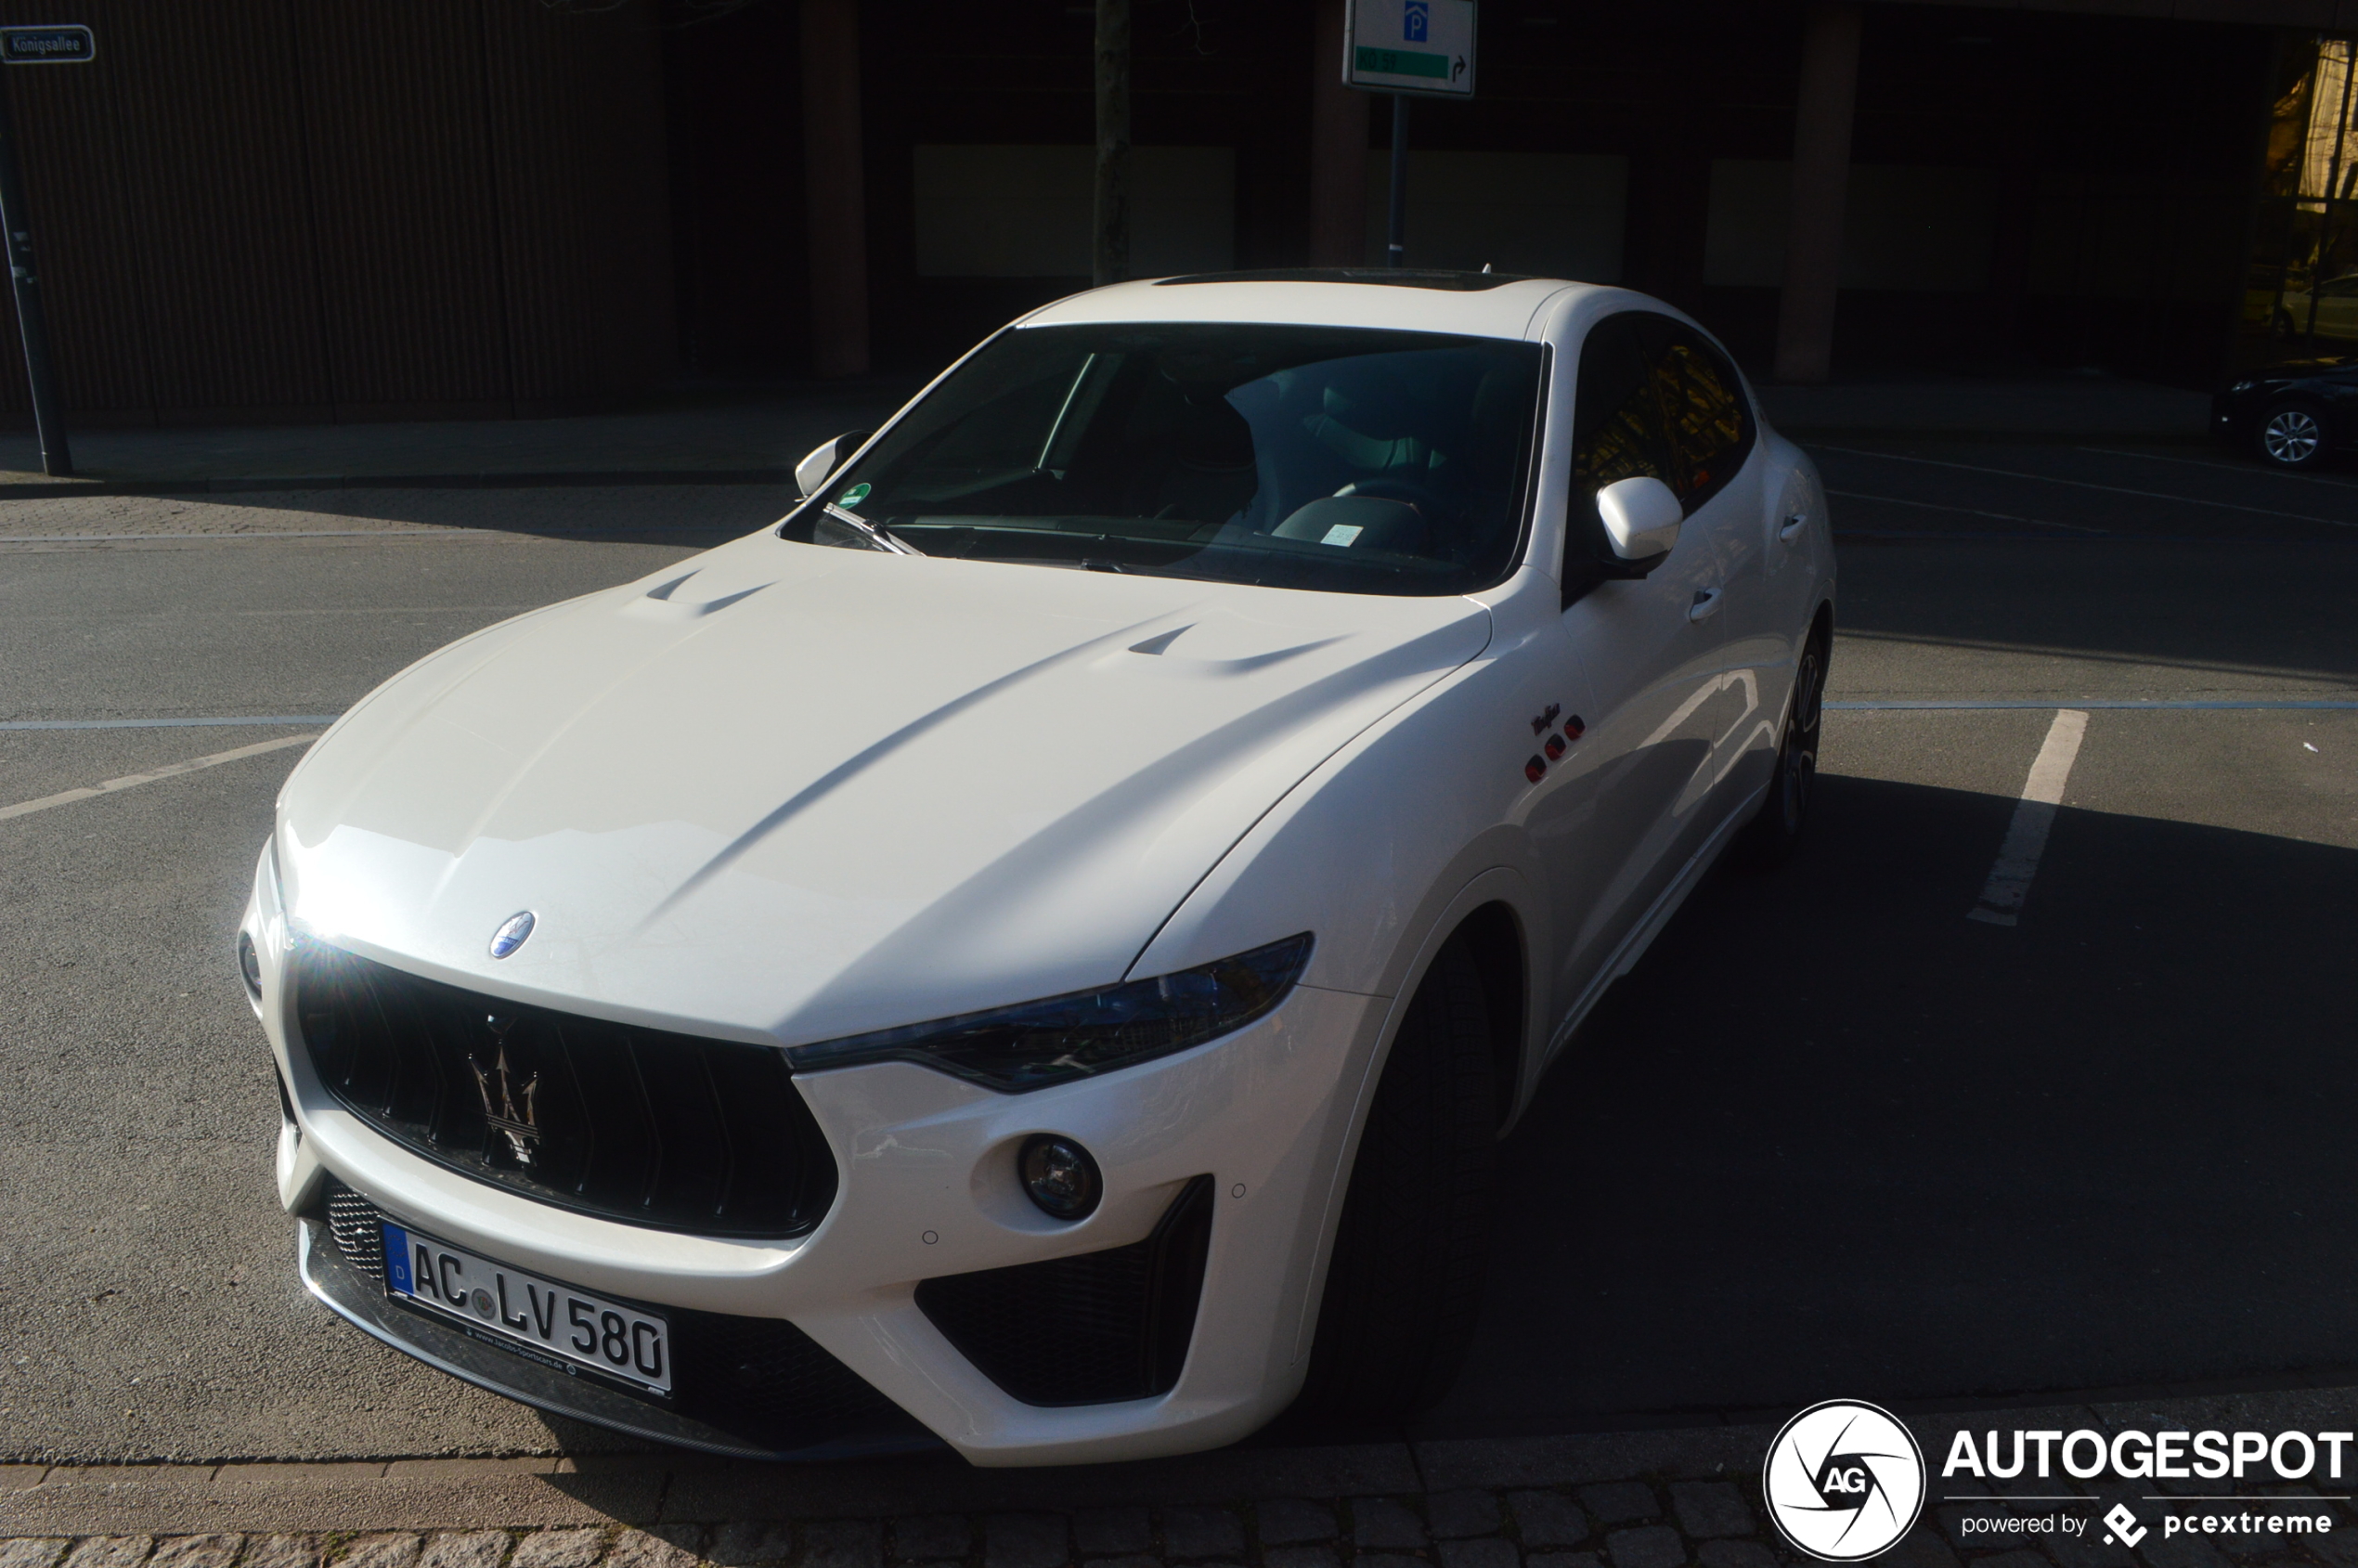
[381,1221,672,1394]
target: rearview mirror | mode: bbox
[796,429,873,499]
[1596,475,1683,564]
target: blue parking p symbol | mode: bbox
[1404,0,1429,42]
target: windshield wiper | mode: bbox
[821,501,921,556]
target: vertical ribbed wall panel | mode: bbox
[0,0,154,418]
[296,0,510,416]
[0,1,672,421]
[480,0,675,408]
[93,0,330,419]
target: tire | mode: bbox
[2257,400,2330,470]
[1302,937,1498,1423]
[1734,626,1829,871]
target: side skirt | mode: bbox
[1537,782,1768,1071]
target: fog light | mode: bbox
[1018,1134,1101,1222]
[238,931,262,998]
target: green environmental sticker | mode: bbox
[837,483,871,508]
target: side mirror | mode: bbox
[1596,475,1683,564]
[796,429,873,499]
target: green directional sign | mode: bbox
[1354,46,1449,81]
[1344,0,1474,98]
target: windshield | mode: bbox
[781,322,1546,596]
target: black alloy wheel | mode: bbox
[2258,401,2329,470]
[1302,936,1497,1423]
[1735,628,1827,870]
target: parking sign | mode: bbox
[1344,0,1474,98]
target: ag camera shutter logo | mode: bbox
[1764,1400,1928,1562]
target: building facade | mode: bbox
[0,0,2337,425]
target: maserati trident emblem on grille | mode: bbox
[488,910,536,959]
[469,1021,541,1167]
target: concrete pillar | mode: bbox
[1772,1,1863,385]
[1094,0,1131,287]
[801,0,869,378]
[1308,0,1368,267]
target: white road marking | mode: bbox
[0,716,342,730]
[1824,487,2108,533]
[1816,445,2358,530]
[1830,699,2358,710]
[2078,446,2358,492]
[0,732,319,823]
[1967,708,2089,927]
[0,527,473,543]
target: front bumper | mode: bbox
[2211,394,2240,441]
[297,1189,936,1459]
[245,843,1393,1466]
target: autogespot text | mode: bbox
[1944,1428,2356,1480]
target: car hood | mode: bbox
[278,531,1491,1043]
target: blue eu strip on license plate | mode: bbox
[378,1218,672,1393]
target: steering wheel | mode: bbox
[1336,475,1445,519]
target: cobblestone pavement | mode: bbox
[10,1471,2358,1568]
[6,1475,1835,1568]
[12,1399,2358,1568]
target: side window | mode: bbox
[1562,314,1675,604]
[1571,314,1671,494]
[1633,316,1754,511]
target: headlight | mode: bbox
[2230,379,2257,394]
[784,933,1314,1092]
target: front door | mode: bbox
[1527,311,1732,1052]
[1637,315,1779,810]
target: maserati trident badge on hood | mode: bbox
[486,911,535,959]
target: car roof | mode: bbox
[1019,269,1594,342]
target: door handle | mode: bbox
[1778,512,1807,543]
[1688,586,1724,622]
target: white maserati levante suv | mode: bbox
[240,269,1833,1465]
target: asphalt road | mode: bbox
[1,447,2352,1464]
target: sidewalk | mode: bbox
[0,382,922,497]
[1755,375,2212,443]
[0,375,2213,499]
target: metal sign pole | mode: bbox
[0,57,69,475]
[1386,94,1409,268]
[1345,1,1471,271]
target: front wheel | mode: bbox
[2258,401,2330,469]
[1301,937,1496,1422]
[1734,628,1828,870]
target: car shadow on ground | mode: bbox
[1401,771,2358,1437]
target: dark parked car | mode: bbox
[2214,360,2358,469]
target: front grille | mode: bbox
[914,1175,1213,1406]
[292,941,836,1238]
[326,1182,387,1280]
[317,1176,926,1451]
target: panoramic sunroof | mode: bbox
[1153,267,1536,292]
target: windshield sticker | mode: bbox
[837,482,871,509]
[1319,524,1364,547]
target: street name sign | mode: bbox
[1344,0,1474,98]
[0,26,94,64]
